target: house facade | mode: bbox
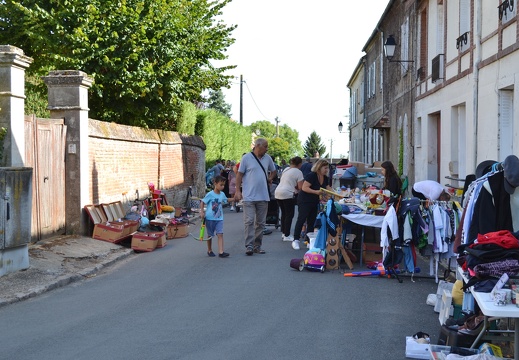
[349,0,519,187]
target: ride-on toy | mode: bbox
[290,248,326,273]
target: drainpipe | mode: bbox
[362,58,368,164]
[473,0,482,170]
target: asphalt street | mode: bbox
[0,207,442,360]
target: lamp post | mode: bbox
[384,35,414,63]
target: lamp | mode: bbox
[384,35,396,59]
[384,35,414,63]
[338,121,344,133]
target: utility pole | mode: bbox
[239,74,243,125]
[329,138,333,163]
[275,116,280,137]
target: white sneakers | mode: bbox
[291,240,300,250]
[230,206,235,211]
[282,235,294,242]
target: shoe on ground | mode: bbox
[219,252,230,258]
[245,248,253,256]
[253,248,266,254]
[207,251,216,257]
[292,240,300,250]
[230,206,235,211]
[263,228,272,235]
[282,235,294,242]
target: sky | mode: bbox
[216,0,390,159]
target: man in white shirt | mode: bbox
[412,180,451,201]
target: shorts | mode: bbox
[205,219,224,237]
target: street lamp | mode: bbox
[384,35,414,63]
[338,121,345,133]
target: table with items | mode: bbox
[458,267,519,359]
[324,186,390,265]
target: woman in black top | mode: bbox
[291,159,333,250]
[381,161,402,197]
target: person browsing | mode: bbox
[291,159,333,250]
[412,180,451,201]
[234,138,277,255]
[275,156,304,242]
[381,160,402,197]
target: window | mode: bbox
[415,117,422,147]
[368,62,376,98]
[431,54,444,82]
[498,89,514,160]
[499,0,516,24]
[401,18,410,72]
[458,0,471,51]
[351,89,357,125]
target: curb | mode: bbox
[0,248,134,309]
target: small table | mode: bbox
[458,267,519,359]
[342,213,384,265]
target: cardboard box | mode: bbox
[131,231,164,252]
[85,204,128,243]
[92,223,125,243]
[363,243,383,263]
[167,223,189,239]
[405,336,430,359]
[101,203,139,235]
[156,232,167,248]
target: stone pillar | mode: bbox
[42,70,93,235]
[0,45,33,167]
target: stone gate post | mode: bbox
[0,45,33,167]
[42,71,93,235]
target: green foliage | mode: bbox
[207,89,232,118]
[0,0,237,131]
[199,109,251,166]
[247,120,303,163]
[177,101,197,135]
[24,74,49,117]
[303,131,326,158]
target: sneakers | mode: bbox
[253,248,266,254]
[282,235,294,242]
[245,248,253,256]
[230,206,235,211]
[207,251,216,257]
[262,228,272,235]
[292,240,300,250]
[219,252,230,258]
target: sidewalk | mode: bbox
[0,235,134,308]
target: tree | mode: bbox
[303,131,327,158]
[0,0,237,131]
[247,120,303,163]
[206,89,232,118]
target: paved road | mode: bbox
[0,208,441,360]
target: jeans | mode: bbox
[243,201,268,250]
[277,198,296,237]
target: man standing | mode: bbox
[235,138,277,255]
[300,156,313,178]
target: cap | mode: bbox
[475,160,497,179]
[503,155,519,194]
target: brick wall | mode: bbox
[88,119,206,209]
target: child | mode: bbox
[200,175,234,258]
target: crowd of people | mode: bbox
[201,139,454,258]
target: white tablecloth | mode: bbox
[342,213,384,228]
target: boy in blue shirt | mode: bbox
[200,175,234,258]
